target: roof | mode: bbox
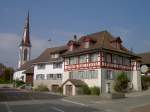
[17,45,67,71]
[23,66,34,74]
[138,52,150,65]
[32,45,67,64]
[19,12,31,47]
[17,59,36,71]
[62,79,86,87]
[63,31,138,57]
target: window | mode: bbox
[118,56,123,65]
[89,53,98,62]
[69,70,98,79]
[69,57,77,64]
[53,63,62,69]
[57,74,62,79]
[24,49,28,61]
[112,55,117,64]
[104,53,111,63]
[36,74,45,80]
[65,58,69,65]
[37,64,45,69]
[105,70,114,80]
[84,42,90,48]
[69,45,74,51]
[47,74,53,80]
[47,74,62,80]
[79,55,87,63]
[69,72,73,79]
[51,53,59,59]
[123,57,130,66]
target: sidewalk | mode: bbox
[130,104,150,112]
[126,89,150,98]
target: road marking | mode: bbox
[62,99,87,106]
[52,106,65,112]
[4,102,13,112]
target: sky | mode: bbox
[0,0,150,68]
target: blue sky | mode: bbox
[0,0,150,68]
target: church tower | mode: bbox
[18,12,31,68]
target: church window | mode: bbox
[24,49,28,61]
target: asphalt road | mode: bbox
[1,88,150,112]
[0,88,99,112]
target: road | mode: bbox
[0,88,99,112]
[0,88,150,112]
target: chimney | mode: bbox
[73,35,77,41]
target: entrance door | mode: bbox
[26,73,33,85]
[52,85,59,92]
[66,85,73,96]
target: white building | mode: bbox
[62,31,142,95]
[33,46,67,91]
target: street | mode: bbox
[0,88,150,112]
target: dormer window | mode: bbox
[83,36,95,48]
[110,37,122,49]
[67,40,79,51]
[83,36,90,48]
[84,41,90,48]
[51,53,59,58]
[69,44,74,51]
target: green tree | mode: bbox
[4,68,14,80]
[114,72,129,92]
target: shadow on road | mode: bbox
[0,88,64,102]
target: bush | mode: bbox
[141,75,150,90]
[0,78,10,84]
[114,72,129,93]
[34,84,49,92]
[14,80,25,87]
[90,86,100,95]
[81,85,91,95]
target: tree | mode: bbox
[3,67,14,81]
[114,72,129,92]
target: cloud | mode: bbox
[0,30,82,68]
[0,33,49,68]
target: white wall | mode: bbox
[33,62,64,90]
[132,61,142,91]
[34,62,64,80]
[13,70,26,82]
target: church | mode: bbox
[13,13,142,96]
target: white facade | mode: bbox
[33,62,64,90]
[13,70,26,82]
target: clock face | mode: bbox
[140,65,148,73]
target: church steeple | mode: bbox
[18,12,31,68]
[20,11,31,47]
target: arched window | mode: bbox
[24,49,28,61]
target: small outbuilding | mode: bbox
[62,79,86,96]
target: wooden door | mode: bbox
[26,73,33,85]
[66,85,73,96]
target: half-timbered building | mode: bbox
[62,31,141,95]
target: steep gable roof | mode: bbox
[33,45,67,64]
[63,31,132,56]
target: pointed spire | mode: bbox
[20,11,31,47]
